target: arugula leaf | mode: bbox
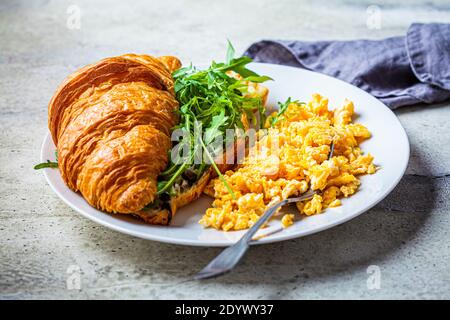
[34,160,58,169]
[226,40,235,64]
[270,97,301,126]
[243,75,273,83]
[204,111,228,145]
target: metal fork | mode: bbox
[195,142,335,280]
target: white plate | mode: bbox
[40,63,409,246]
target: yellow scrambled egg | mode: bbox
[200,94,377,231]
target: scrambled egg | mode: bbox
[200,94,377,231]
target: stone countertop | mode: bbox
[1,0,449,299]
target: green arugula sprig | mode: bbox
[157,41,272,198]
[34,160,58,169]
[34,151,58,170]
[270,98,305,126]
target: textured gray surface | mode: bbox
[1,0,449,299]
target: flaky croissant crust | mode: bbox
[48,54,181,214]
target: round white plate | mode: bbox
[40,62,409,246]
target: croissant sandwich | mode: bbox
[48,54,181,220]
[47,52,269,225]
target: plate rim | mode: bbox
[40,62,410,247]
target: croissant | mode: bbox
[48,54,181,219]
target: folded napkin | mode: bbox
[244,23,450,109]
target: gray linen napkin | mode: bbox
[244,23,450,109]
